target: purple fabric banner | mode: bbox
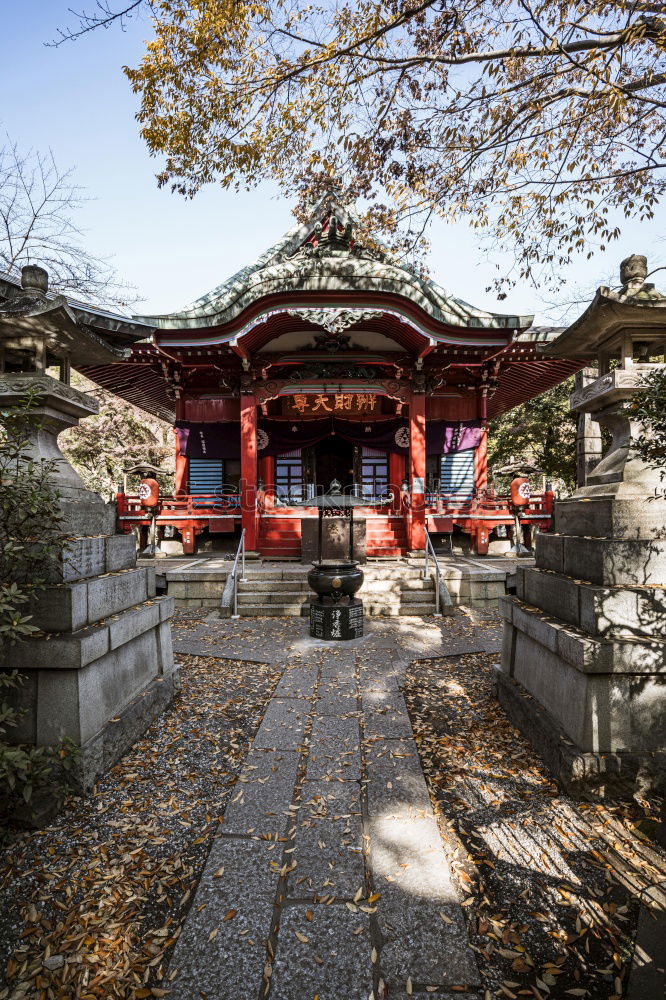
[176,422,240,460]
[176,418,482,459]
[426,420,483,455]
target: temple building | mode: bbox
[0,198,582,558]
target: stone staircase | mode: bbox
[237,571,310,616]
[233,563,437,617]
[163,554,509,612]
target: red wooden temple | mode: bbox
[0,198,582,557]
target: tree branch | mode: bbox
[49,0,145,47]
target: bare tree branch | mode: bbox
[48,0,145,47]
[0,138,137,308]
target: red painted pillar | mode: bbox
[409,390,426,551]
[475,388,488,495]
[174,428,189,495]
[174,398,189,495]
[259,455,274,491]
[389,451,405,514]
[474,431,488,495]
[240,393,258,551]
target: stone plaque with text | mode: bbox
[310,598,364,640]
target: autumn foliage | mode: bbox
[112,0,666,286]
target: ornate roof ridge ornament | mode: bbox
[281,214,389,267]
[287,307,383,335]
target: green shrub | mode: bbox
[0,387,77,830]
[633,368,666,487]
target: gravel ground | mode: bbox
[404,636,666,1000]
[0,610,281,1000]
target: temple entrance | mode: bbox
[312,437,355,492]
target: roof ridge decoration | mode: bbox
[286,306,384,335]
[279,211,387,267]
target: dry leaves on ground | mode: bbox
[405,648,665,1000]
[0,614,281,1000]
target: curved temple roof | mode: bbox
[137,196,534,335]
[0,199,583,423]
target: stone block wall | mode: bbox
[7,532,178,792]
[497,495,666,793]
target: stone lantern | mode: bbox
[547,254,666,498]
[0,265,130,531]
[495,255,666,795]
[0,267,177,799]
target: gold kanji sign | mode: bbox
[283,393,379,416]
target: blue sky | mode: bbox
[1,1,664,324]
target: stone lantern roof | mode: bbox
[0,266,133,370]
[543,254,666,360]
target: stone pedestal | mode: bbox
[1,374,178,793]
[497,365,666,794]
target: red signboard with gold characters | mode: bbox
[282,393,380,417]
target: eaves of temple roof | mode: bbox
[135,197,534,336]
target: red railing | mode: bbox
[117,489,553,557]
[118,492,241,520]
[425,490,553,519]
[424,490,554,554]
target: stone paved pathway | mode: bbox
[168,615,495,999]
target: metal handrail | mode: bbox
[423,527,443,617]
[230,529,247,620]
